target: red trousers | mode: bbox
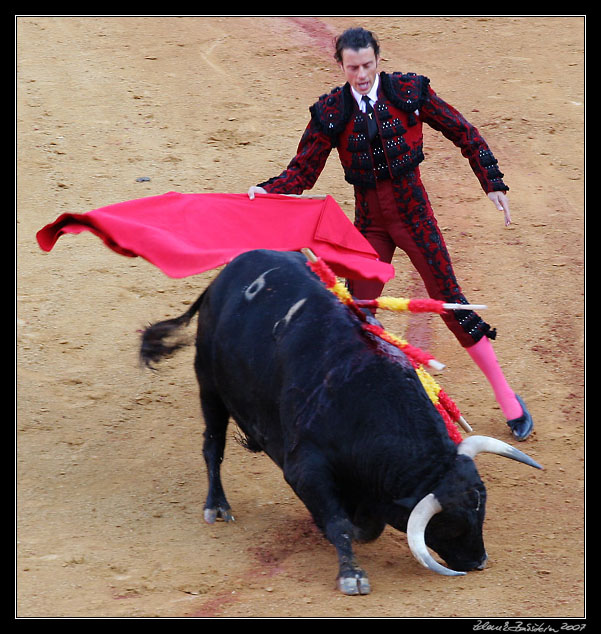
[349,175,492,348]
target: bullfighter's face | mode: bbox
[339,46,380,95]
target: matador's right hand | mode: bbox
[248,186,267,199]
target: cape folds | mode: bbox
[36,191,395,283]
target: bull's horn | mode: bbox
[457,435,543,470]
[406,493,466,577]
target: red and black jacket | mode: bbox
[259,72,508,194]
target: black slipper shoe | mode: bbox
[506,394,534,441]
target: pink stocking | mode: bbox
[465,337,522,420]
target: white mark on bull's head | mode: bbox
[273,298,307,335]
[244,268,279,301]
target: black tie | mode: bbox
[362,95,378,140]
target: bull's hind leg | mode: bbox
[200,389,234,523]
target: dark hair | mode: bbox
[334,27,380,63]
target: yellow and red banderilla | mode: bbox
[301,248,477,441]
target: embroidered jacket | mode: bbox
[259,72,508,194]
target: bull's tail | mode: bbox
[139,292,206,368]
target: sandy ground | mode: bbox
[16,16,585,619]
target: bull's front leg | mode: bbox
[284,457,371,595]
[325,516,371,595]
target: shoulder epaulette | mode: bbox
[380,71,430,112]
[309,84,354,139]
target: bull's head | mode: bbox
[407,436,542,575]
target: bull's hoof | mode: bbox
[204,507,234,523]
[337,572,371,595]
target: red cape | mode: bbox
[36,191,394,283]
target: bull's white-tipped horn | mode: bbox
[407,493,466,577]
[457,435,543,470]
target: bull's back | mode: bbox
[194,250,364,459]
[199,250,344,364]
[194,249,456,477]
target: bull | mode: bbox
[140,249,542,595]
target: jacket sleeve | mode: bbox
[419,85,509,193]
[257,116,335,195]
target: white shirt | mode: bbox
[350,73,380,112]
[350,72,420,117]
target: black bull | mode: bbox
[140,249,542,595]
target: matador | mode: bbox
[248,27,533,441]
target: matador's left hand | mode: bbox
[488,191,511,226]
